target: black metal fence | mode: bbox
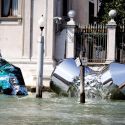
[75,24,107,63]
[116,25,125,63]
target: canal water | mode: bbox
[0,92,125,125]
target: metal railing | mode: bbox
[75,24,107,63]
[116,25,125,63]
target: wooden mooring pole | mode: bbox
[79,50,86,103]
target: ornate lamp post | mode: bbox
[36,15,45,98]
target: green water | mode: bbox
[0,92,125,125]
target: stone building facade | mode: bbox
[0,0,99,87]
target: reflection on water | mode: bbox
[0,92,125,125]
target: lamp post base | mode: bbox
[36,87,42,98]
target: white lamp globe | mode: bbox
[38,15,44,28]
